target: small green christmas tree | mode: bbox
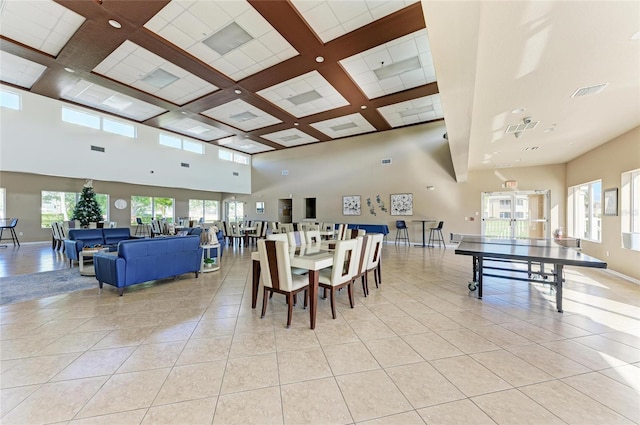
[72,180,103,227]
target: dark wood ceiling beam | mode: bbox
[370,82,440,108]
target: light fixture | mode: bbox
[360,105,367,109]
[426,185,435,191]
[108,19,122,29]
[315,56,324,63]
[64,67,75,73]
[234,89,242,95]
[293,122,299,126]
[511,107,526,114]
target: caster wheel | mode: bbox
[468,282,477,291]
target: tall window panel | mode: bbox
[0,188,5,218]
[41,191,108,228]
[130,196,174,224]
[568,180,602,242]
[621,169,640,250]
[189,199,219,223]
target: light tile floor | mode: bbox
[1,243,639,424]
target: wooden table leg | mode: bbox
[308,269,319,329]
[252,259,260,308]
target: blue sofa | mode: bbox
[93,235,203,296]
[64,228,139,266]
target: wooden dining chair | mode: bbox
[305,230,321,244]
[365,233,384,291]
[318,238,359,319]
[258,239,309,328]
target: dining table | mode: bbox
[251,243,333,329]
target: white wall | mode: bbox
[0,85,251,194]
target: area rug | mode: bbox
[0,268,98,305]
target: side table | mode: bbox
[201,243,221,272]
[79,247,109,276]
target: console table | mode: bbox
[201,243,221,272]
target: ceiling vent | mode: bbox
[233,172,239,176]
[181,162,189,168]
[374,56,421,81]
[524,146,539,151]
[282,170,289,176]
[281,134,301,142]
[381,158,392,165]
[90,145,105,152]
[288,90,322,106]
[203,22,253,56]
[399,105,434,118]
[330,122,357,132]
[141,68,178,88]
[571,83,608,98]
[505,121,539,133]
[230,111,257,122]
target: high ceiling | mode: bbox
[1,1,638,183]
[0,0,442,156]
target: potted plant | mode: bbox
[203,257,216,268]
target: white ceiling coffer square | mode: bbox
[261,128,319,147]
[257,71,349,118]
[377,94,443,128]
[290,0,418,43]
[310,113,375,138]
[202,99,282,131]
[93,41,219,106]
[217,136,274,153]
[160,117,231,141]
[340,29,436,99]
[0,0,85,56]
[61,79,167,121]
[144,0,298,81]
[0,52,47,89]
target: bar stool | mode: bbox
[395,220,410,245]
[428,221,446,248]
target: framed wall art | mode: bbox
[343,195,361,215]
[603,188,618,216]
[390,193,413,216]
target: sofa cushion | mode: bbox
[103,228,132,245]
[68,229,104,247]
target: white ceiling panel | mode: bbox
[61,79,167,121]
[257,71,349,118]
[377,94,443,128]
[93,41,218,105]
[310,113,375,139]
[144,0,298,81]
[291,0,418,43]
[261,128,320,147]
[340,29,435,99]
[161,117,232,141]
[0,0,85,56]
[202,99,282,131]
[0,51,47,89]
[218,136,274,154]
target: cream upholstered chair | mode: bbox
[270,222,279,234]
[51,222,65,251]
[353,235,372,296]
[305,230,322,244]
[287,231,306,247]
[319,238,359,319]
[365,233,384,292]
[267,233,308,277]
[229,222,244,246]
[258,239,309,328]
[280,223,294,233]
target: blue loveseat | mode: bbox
[93,235,203,296]
[64,228,139,266]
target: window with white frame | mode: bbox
[61,107,136,138]
[130,196,174,224]
[188,199,219,223]
[218,148,249,164]
[41,191,108,228]
[103,117,136,138]
[621,168,640,250]
[567,180,602,242]
[233,153,249,165]
[0,188,6,219]
[0,90,21,110]
[159,134,204,154]
[218,149,233,161]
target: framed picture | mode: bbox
[604,188,618,216]
[343,195,361,215]
[391,193,413,216]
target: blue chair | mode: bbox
[395,220,409,245]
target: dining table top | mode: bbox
[251,243,333,270]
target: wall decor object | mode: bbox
[375,194,388,212]
[390,193,413,216]
[343,195,361,215]
[603,188,618,216]
[366,197,376,216]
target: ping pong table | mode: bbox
[454,235,607,312]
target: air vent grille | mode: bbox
[505,121,539,133]
[571,83,608,97]
[381,158,392,165]
[233,172,239,176]
[282,170,289,176]
[90,145,105,152]
[181,162,189,168]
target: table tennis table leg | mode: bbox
[555,263,563,313]
[477,257,483,299]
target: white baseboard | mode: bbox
[605,268,640,286]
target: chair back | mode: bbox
[329,239,358,285]
[336,224,350,240]
[367,233,384,269]
[280,223,294,233]
[435,221,444,230]
[356,235,372,275]
[287,231,306,247]
[51,222,61,240]
[396,220,407,229]
[260,221,268,237]
[267,233,288,242]
[258,239,294,291]
[322,223,335,235]
[109,221,117,228]
[136,217,143,225]
[305,230,321,244]
[270,222,279,233]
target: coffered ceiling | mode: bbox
[2,1,638,183]
[0,0,441,157]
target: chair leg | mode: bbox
[330,287,337,319]
[348,282,354,308]
[361,276,368,297]
[303,289,308,309]
[286,293,294,328]
[261,287,269,318]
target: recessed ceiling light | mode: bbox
[315,56,324,63]
[361,105,367,110]
[632,31,640,40]
[511,108,526,114]
[108,20,122,29]
[64,67,75,73]
[293,122,299,126]
[234,89,242,95]
[203,22,253,56]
